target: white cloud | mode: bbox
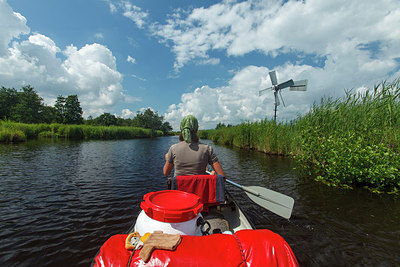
[131,73,147,82]
[121,108,135,118]
[94,32,104,39]
[62,43,126,115]
[0,0,132,118]
[127,55,135,64]
[164,58,396,130]
[152,0,400,75]
[121,2,148,29]
[159,0,400,129]
[0,0,29,55]
[164,65,311,130]
[108,2,117,14]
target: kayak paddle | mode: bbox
[225,179,294,219]
[205,171,294,219]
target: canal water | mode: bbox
[0,136,399,266]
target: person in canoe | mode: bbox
[163,115,226,178]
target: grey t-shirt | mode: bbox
[166,141,218,176]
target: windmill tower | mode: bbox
[259,70,307,121]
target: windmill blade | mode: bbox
[279,90,286,107]
[290,80,307,91]
[269,71,278,85]
[274,91,280,106]
[277,79,294,90]
[259,86,273,96]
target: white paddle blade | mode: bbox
[245,186,294,219]
[290,80,307,91]
[269,71,278,85]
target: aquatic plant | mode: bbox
[200,79,400,193]
[295,79,400,192]
[0,121,162,141]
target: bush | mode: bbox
[0,128,26,142]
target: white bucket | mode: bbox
[134,190,204,236]
[134,210,202,236]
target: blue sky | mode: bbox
[1,0,399,129]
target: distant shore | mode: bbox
[0,121,163,142]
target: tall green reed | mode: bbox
[0,121,162,141]
[200,79,400,193]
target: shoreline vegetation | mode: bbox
[0,85,173,138]
[198,80,400,194]
[0,121,163,141]
[1,80,399,194]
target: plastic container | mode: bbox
[134,190,204,236]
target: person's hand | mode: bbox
[210,170,216,175]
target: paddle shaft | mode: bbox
[206,171,294,219]
[225,179,285,207]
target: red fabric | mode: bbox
[92,230,299,267]
[236,229,299,267]
[176,175,217,204]
[92,234,133,267]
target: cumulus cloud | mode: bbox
[0,0,133,118]
[152,0,400,74]
[158,0,400,128]
[61,43,127,115]
[164,65,312,129]
[121,108,135,118]
[0,0,29,55]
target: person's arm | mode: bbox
[211,161,226,177]
[163,153,174,176]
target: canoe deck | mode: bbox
[203,190,254,234]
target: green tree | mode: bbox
[54,95,66,123]
[96,112,117,126]
[0,86,18,120]
[216,122,226,129]
[63,95,83,124]
[40,105,57,123]
[161,121,173,135]
[133,108,162,130]
[10,85,43,123]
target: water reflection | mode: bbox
[206,141,400,266]
[0,137,399,266]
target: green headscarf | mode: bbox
[180,115,199,143]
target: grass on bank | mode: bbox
[0,121,163,142]
[199,80,400,194]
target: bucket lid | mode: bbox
[140,190,203,223]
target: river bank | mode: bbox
[199,80,400,194]
[0,121,163,142]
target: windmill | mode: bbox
[259,70,307,121]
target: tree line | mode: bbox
[0,85,172,135]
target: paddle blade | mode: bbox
[244,186,294,219]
